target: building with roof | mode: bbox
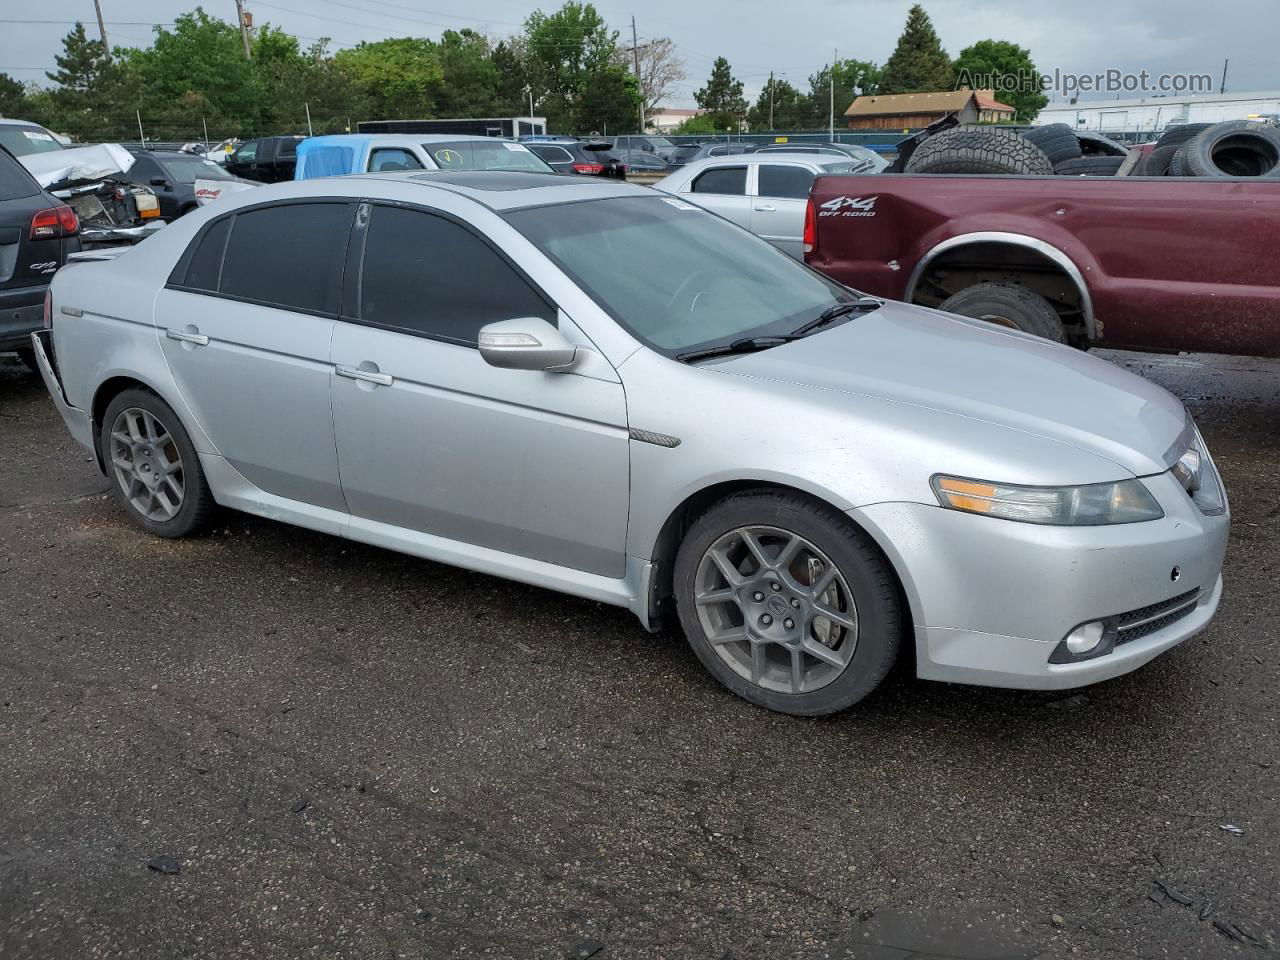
[843,90,1015,130]
[647,108,705,133]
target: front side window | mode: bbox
[233,142,257,163]
[369,148,423,172]
[359,204,553,345]
[219,202,352,314]
[423,140,553,173]
[758,164,815,199]
[690,166,747,195]
[506,196,853,355]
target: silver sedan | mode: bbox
[32,172,1228,715]
[652,153,875,259]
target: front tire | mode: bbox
[101,388,215,538]
[674,490,901,716]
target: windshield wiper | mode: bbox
[677,335,797,363]
[790,297,882,338]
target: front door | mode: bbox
[156,200,354,511]
[685,164,753,230]
[329,202,630,577]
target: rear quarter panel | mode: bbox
[807,173,1280,357]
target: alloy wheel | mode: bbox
[692,525,858,694]
[108,407,185,522]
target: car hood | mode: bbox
[20,142,136,189]
[716,301,1186,476]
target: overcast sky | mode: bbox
[2,0,1273,108]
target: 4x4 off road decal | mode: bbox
[819,195,878,218]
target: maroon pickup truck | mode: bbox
[804,173,1280,357]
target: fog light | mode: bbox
[1065,621,1105,655]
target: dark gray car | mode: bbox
[126,150,255,220]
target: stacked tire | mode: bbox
[901,119,1280,179]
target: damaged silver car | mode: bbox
[0,119,164,245]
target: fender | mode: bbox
[903,228,1101,340]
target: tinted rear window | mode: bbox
[672,146,702,160]
[691,166,746,195]
[183,217,232,291]
[0,147,39,201]
[219,202,352,314]
[0,125,63,158]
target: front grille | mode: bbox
[1114,588,1200,645]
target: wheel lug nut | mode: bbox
[761,615,773,626]
[784,618,794,629]
[771,582,782,592]
[752,591,764,602]
[790,597,800,608]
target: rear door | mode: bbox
[156,199,355,511]
[751,162,819,259]
[684,163,752,229]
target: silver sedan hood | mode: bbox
[716,302,1186,476]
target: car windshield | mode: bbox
[161,155,237,182]
[505,196,854,356]
[648,137,675,149]
[672,145,702,160]
[423,140,553,173]
[0,124,64,157]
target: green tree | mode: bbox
[36,21,138,140]
[433,30,502,117]
[747,78,808,130]
[673,113,718,135]
[490,39,530,116]
[954,39,1047,122]
[807,59,882,128]
[523,2,637,133]
[878,4,953,93]
[334,37,443,122]
[694,57,747,130]
[0,72,29,118]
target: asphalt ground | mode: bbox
[1,348,1277,959]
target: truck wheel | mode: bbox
[674,489,900,716]
[100,388,216,538]
[1054,156,1125,176]
[905,127,1054,176]
[1156,122,1212,150]
[1021,124,1082,165]
[939,283,1066,342]
[1170,121,1280,178]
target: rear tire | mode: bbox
[939,282,1066,342]
[100,388,215,538]
[1156,122,1212,150]
[1136,144,1178,176]
[674,489,901,716]
[1170,120,1280,178]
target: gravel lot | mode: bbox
[1,348,1277,959]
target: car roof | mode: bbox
[0,118,49,129]
[679,153,855,169]
[351,170,647,210]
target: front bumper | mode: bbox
[80,220,165,245]
[29,329,95,451]
[852,470,1230,690]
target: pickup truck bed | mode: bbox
[806,173,1280,358]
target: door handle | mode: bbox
[754,204,777,212]
[165,328,209,346]
[336,364,393,386]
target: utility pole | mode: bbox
[631,16,645,132]
[768,70,774,130]
[93,0,110,58]
[135,108,145,145]
[1220,58,1229,95]
[233,0,251,58]
[304,101,313,136]
[829,49,836,140]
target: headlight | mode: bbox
[1170,423,1226,516]
[931,475,1164,525]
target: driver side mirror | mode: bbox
[478,317,578,371]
